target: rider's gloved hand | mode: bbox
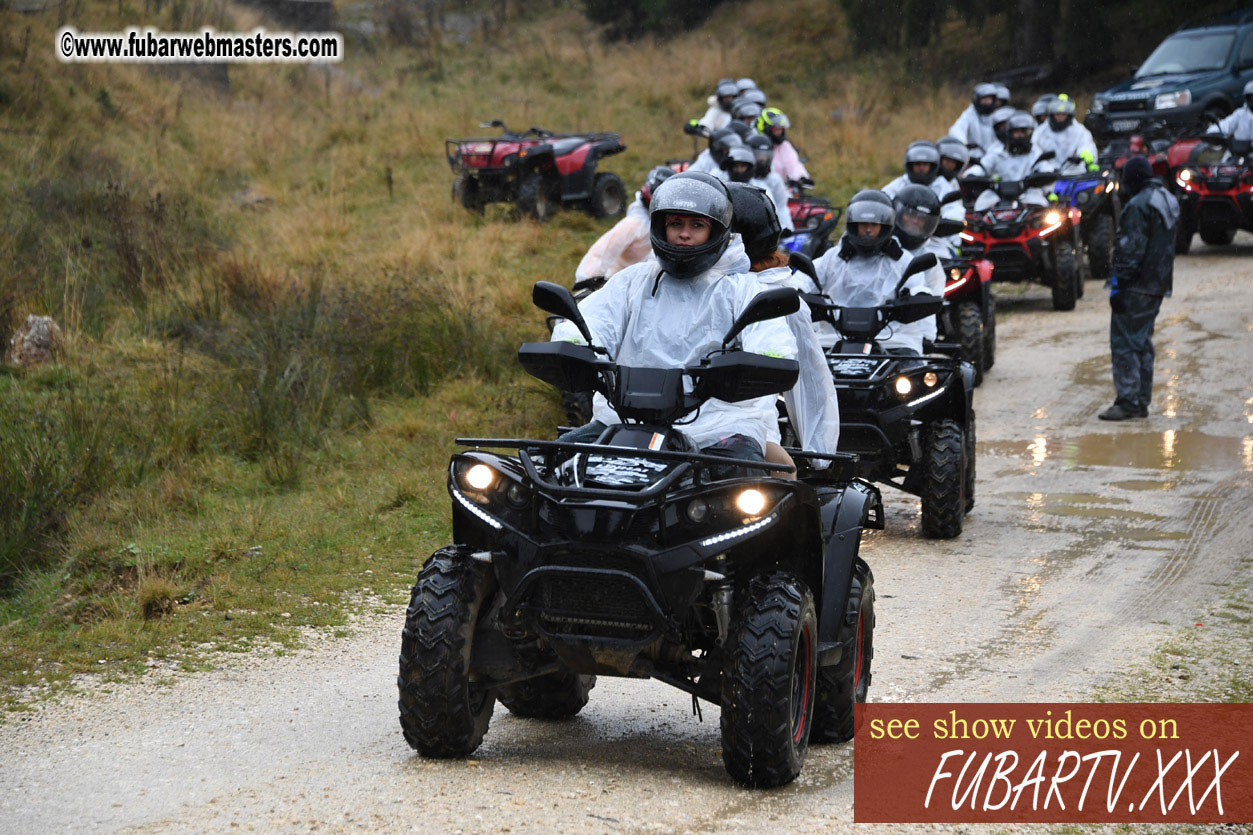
[1080,149,1099,172]
[1108,275,1127,313]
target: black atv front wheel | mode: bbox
[1085,212,1114,279]
[452,174,484,214]
[588,172,627,219]
[721,572,817,788]
[398,547,496,757]
[920,419,966,539]
[964,411,976,514]
[1049,239,1078,311]
[810,559,874,744]
[982,293,997,371]
[498,668,595,719]
[518,172,555,222]
[956,301,984,386]
[1199,223,1236,247]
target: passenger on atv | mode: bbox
[936,135,971,181]
[889,185,952,350]
[575,166,674,286]
[697,79,739,133]
[812,190,929,355]
[882,140,964,254]
[689,123,751,175]
[758,107,810,184]
[967,111,1057,212]
[1031,95,1099,176]
[717,144,794,231]
[554,171,798,467]
[948,82,1001,157]
[726,183,840,475]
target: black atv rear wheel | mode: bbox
[964,412,976,514]
[1085,212,1114,280]
[721,572,817,788]
[518,172,555,222]
[1049,240,1078,311]
[498,669,595,719]
[810,560,874,744]
[956,301,984,386]
[398,548,496,757]
[452,174,484,214]
[588,172,627,219]
[1199,223,1236,246]
[919,419,966,539]
[982,293,997,370]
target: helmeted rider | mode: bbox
[936,135,971,181]
[716,140,794,231]
[742,88,768,108]
[735,77,757,95]
[1031,94,1098,174]
[990,105,1016,151]
[689,127,744,174]
[697,79,740,132]
[948,82,1000,157]
[812,190,929,355]
[731,98,763,127]
[882,140,963,255]
[1207,79,1253,147]
[575,166,673,284]
[891,185,949,348]
[992,83,1011,110]
[727,183,840,471]
[966,110,1057,212]
[1031,94,1057,125]
[552,172,798,461]
[757,107,810,184]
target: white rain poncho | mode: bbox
[894,238,949,346]
[968,149,1055,211]
[813,238,928,354]
[753,265,839,456]
[1209,106,1253,143]
[948,106,999,156]
[771,140,810,183]
[698,105,732,133]
[551,239,798,451]
[1031,121,1098,174]
[688,149,719,175]
[711,169,794,231]
[574,195,652,282]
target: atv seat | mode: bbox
[549,137,586,157]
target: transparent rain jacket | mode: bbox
[1031,121,1097,174]
[754,265,840,457]
[969,150,1055,211]
[812,237,928,354]
[552,240,798,451]
[575,196,652,282]
[948,106,1000,156]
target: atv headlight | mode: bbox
[924,372,939,387]
[895,376,913,396]
[1043,210,1062,227]
[735,488,767,517]
[463,463,495,491]
[686,498,710,523]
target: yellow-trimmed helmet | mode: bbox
[757,107,791,145]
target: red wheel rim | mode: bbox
[792,623,813,743]
[853,607,865,693]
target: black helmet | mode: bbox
[716,80,739,112]
[727,183,782,263]
[745,132,774,178]
[844,189,896,256]
[1047,94,1076,132]
[723,145,756,183]
[972,82,999,116]
[640,165,676,208]
[649,172,734,279]
[892,184,941,251]
[1006,111,1035,154]
[904,140,941,185]
[725,120,752,141]
[1120,155,1154,197]
[709,129,744,168]
[935,135,969,178]
[991,106,1016,143]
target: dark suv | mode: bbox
[1087,9,1253,139]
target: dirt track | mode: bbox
[2,235,1251,834]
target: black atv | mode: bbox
[398,282,882,788]
[793,253,976,539]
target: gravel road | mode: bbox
[3,236,1251,834]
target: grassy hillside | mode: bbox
[0,0,1015,704]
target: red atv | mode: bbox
[1169,133,1253,252]
[958,173,1084,311]
[935,256,996,386]
[446,121,627,221]
[784,180,842,259]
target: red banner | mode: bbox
[854,703,1253,823]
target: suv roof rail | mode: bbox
[1176,6,1253,31]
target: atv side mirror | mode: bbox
[533,281,594,347]
[893,253,939,296]
[480,119,505,129]
[722,287,800,349]
[940,190,963,205]
[1036,150,1057,162]
[889,293,944,324]
[934,218,966,237]
[788,251,822,292]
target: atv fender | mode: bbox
[816,479,882,662]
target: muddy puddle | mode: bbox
[981,430,1253,471]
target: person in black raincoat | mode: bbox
[1099,156,1180,421]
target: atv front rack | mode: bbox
[457,438,794,473]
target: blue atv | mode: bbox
[1051,162,1121,280]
